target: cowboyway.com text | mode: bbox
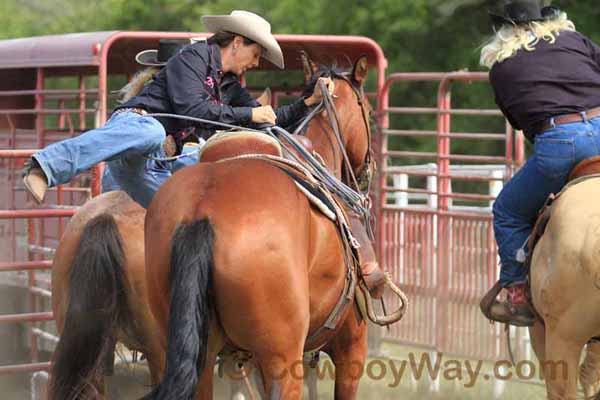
[225,352,567,387]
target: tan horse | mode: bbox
[142,57,379,399]
[529,175,600,400]
[49,191,164,399]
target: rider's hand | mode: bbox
[304,77,335,106]
[251,105,277,125]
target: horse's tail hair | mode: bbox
[49,213,130,400]
[143,218,214,400]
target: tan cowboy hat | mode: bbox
[202,10,284,69]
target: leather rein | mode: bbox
[294,72,374,196]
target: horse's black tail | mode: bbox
[143,218,214,400]
[49,213,130,400]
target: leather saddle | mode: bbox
[199,130,315,162]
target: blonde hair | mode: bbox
[480,12,576,69]
[117,67,161,103]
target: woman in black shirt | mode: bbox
[480,1,600,326]
[22,10,332,208]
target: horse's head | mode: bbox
[302,55,374,192]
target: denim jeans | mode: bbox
[494,114,600,287]
[101,141,201,208]
[33,111,199,208]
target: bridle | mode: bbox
[292,71,375,195]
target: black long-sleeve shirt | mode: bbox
[119,42,308,136]
[489,30,600,142]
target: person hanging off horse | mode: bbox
[479,0,600,327]
[108,37,276,184]
[22,10,334,209]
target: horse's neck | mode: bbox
[307,127,346,180]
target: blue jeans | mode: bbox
[101,142,201,208]
[33,111,199,208]
[494,115,600,287]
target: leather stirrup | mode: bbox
[480,281,503,321]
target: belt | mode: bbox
[112,107,147,116]
[540,106,600,132]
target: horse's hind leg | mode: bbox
[141,329,166,386]
[580,341,600,399]
[529,320,546,376]
[544,328,585,400]
[256,347,305,400]
[326,308,367,399]
[195,318,226,400]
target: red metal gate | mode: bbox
[0,69,97,375]
[376,71,527,361]
[0,31,388,390]
[0,31,539,392]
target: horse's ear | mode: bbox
[352,55,369,86]
[300,51,318,84]
[255,87,271,106]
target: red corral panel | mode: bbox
[0,31,386,73]
[377,72,527,361]
[0,31,387,379]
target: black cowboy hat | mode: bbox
[135,39,191,67]
[489,0,546,27]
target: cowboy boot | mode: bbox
[360,258,386,299]
[348,214,386,299]
[481,281,535,327]
[22,158,48,204]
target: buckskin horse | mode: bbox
[141,56,405,399]
[525,161,600,400]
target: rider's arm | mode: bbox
[226,80,309,129]
[165,47,253,125]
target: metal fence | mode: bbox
[376,71,531,362]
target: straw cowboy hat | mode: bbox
[135,39,191,67]
[202,10,284,69]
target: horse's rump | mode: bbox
[146,158,348,347]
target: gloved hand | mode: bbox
[304,77,335,106]
[251,105,277,125]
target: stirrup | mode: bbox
[480,281,535,327]
[355,272,408,326]
[480,281,503,322]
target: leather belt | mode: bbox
[112,107,147,116]
[540,106,600,132]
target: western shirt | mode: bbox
[119,42,308,137]
[489,30,600,142]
